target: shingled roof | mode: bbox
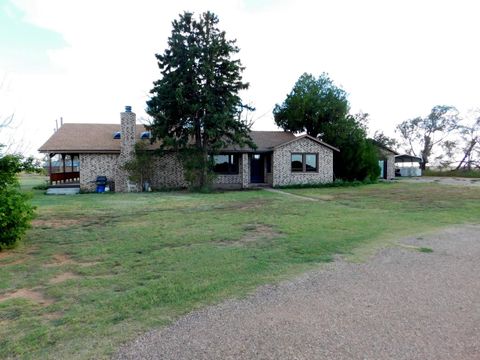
[38,123,306,153]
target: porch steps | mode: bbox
[46,187,80,195]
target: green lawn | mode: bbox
[1,176,479,359]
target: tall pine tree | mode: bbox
[147,11,254,189]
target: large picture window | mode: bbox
[212,154,239,174]
[291,153,318,172]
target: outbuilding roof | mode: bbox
[395,154,423,163]
[38,123,338,154]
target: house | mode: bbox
[38,107,339,192]
[372,141,398,180]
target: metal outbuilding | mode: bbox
[395,154,423,176]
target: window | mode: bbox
[140,131,151,140]
[291,154,303,172]
[305,154,317,172]
[113,131,121,139]
[291,153,318,172]
[212,154,239,174]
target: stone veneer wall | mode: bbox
[80,151,248,192]
[272,137,333,186]
[149,153,187,189]
[148,152,246,189]
[79,154,119,191]
[378,148,396,180]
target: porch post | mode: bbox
[242,153,249,189]
[61,153,66,183]
[49,153,53,185]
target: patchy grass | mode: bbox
[0,177,479,358]
[418,247,434,253]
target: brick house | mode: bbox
[39,107,339,192]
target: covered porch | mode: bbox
[47,153,80,186]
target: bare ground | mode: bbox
[0,288,54,306]
[115,224,480,360]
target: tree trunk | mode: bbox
[455,139,477,170]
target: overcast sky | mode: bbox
[1,0,479,155]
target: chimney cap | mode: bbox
[125,105,132,112]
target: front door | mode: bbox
[250,154,265,183]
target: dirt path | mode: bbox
[115,225,480,360]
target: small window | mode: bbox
[291,154,303,172]
[212,154,239,174]
[140,131,151,140]
[291,153,318,172]
[113,131,121,139]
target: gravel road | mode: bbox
[115,225,480,360]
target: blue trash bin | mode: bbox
[95,176,107,193]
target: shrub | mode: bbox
[0,186,34,249]
[0,153,36,249]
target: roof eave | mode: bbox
[38,149,121,154]
[273,134,340,152]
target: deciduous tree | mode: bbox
[373,130,398,151]
[455,110,480,170]
[396,105,460,170]
[274,74,378,181]
[273,73,349,137]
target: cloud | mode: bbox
[0,0,67,73]
[1,0,480,156]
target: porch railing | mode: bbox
[50,172,80,184]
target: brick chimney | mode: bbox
[117,106,137,192]
[120,105,136,156]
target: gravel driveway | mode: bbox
[115,225,480,360]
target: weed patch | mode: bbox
[418,247,434,253]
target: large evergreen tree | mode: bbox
[147,11,254,189]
